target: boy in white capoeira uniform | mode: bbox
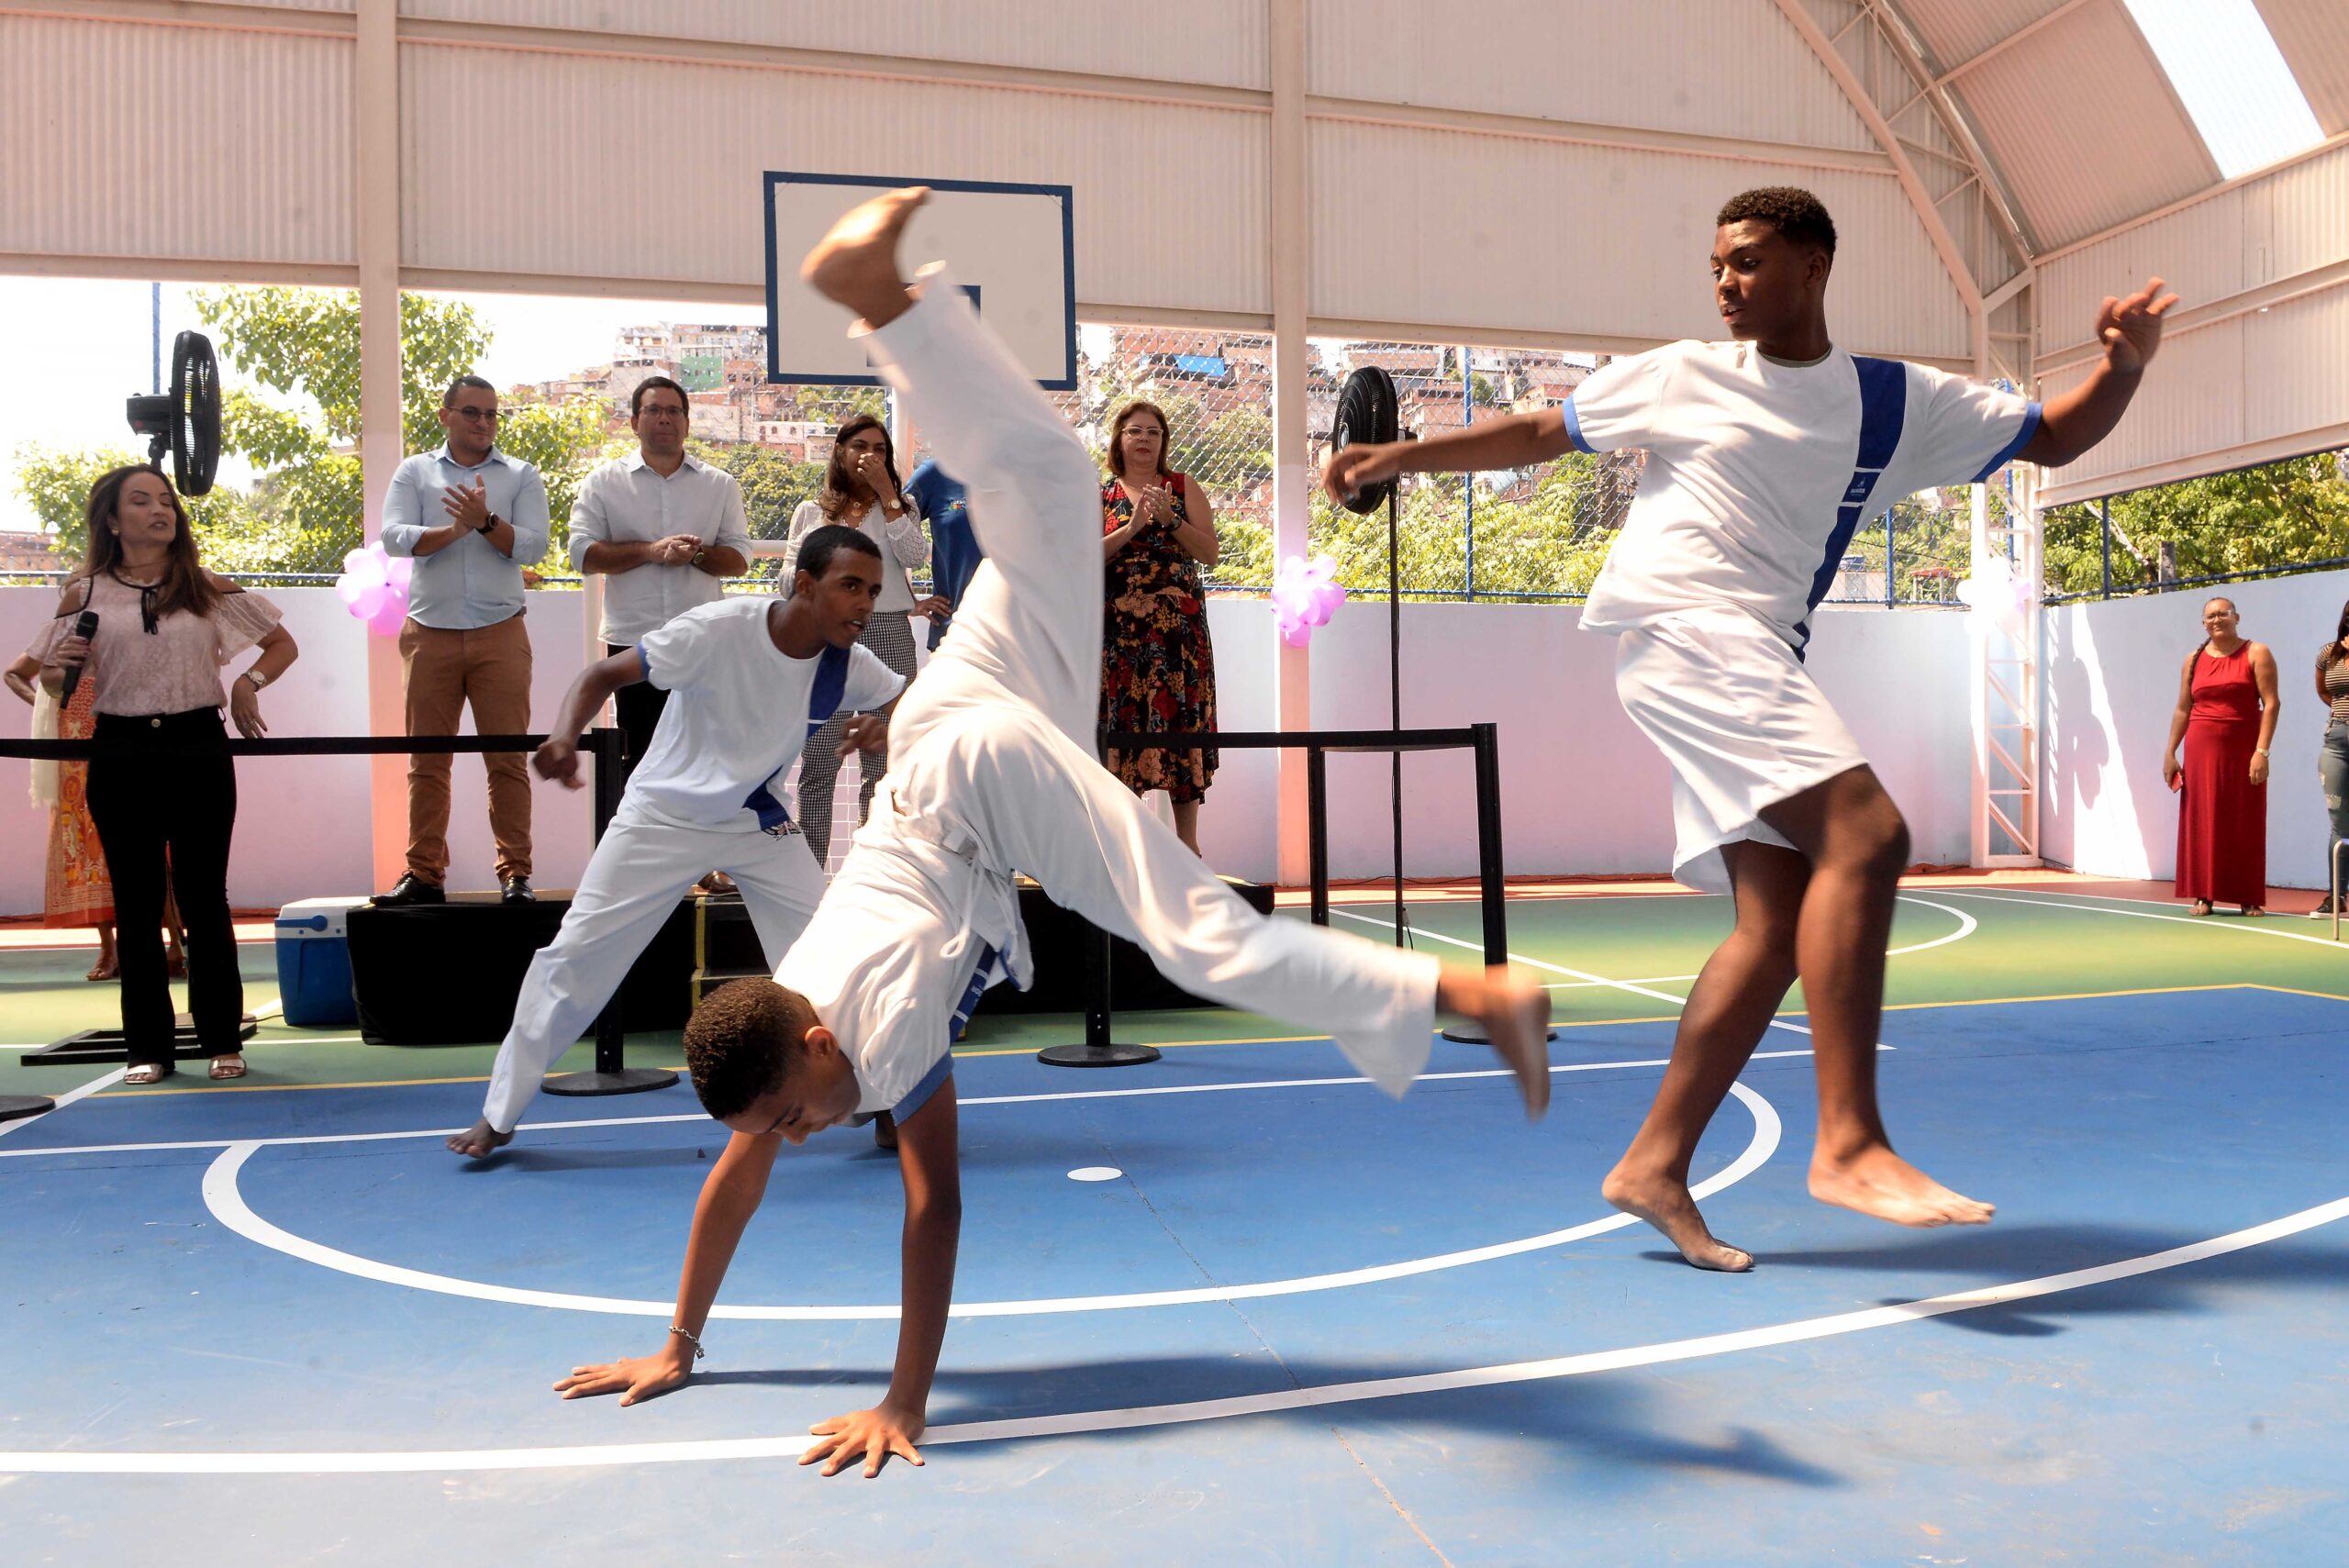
[445,524,907,1158]
[1327,186,2173,1272]
[551,189,1553,1475]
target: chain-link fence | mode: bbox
[2042,447,2349,603]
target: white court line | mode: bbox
[194,1083,1781,1321]
[0,1048,1826,1162]
[1335,909,1830,1039]
[6,1191,2339,1475]
[0,1066,125,1141]
[1531,895,1979,991]
[1934,889,2349,952]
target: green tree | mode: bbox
[14,285,611,577]
[2043,453,2349,595]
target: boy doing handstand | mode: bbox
[553,188,1553,1475]
[1325,187,2172,1271]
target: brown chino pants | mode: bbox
[399,611,533,884]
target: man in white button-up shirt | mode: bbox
[569,376,753,773]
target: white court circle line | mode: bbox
[1068,1167,1122,1182]
[198,1082,1781,1320]
[8,1192,2341,1475]
[1525,895,1979,991]
[1934,888,2349,952]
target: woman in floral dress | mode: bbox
[1099,399,1219,854]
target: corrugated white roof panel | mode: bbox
[1948,0,2219,249]
[2256,0,2349,136]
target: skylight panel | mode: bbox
[2121,0,2323,178]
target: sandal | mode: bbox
[208,1053,247,1081]
[86,958,119,983]
[122,1063,170,1086]
[2189,899,2213,917]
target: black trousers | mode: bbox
[84,708,243,1069]
[607,641,671,784]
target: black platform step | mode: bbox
[22,1013,260,1066]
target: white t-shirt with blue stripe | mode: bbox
[619,597,904,831]
[1570,340,2038,651]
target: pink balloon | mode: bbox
[365,593,406,638]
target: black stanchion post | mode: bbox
[544,726,680,1098]
[1442,720,1553,1043]
[1039,728,1160,1068]
[1308,745,1330,928]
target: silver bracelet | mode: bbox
[668,1324,706,1360]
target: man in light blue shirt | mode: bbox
[376,374,552,906]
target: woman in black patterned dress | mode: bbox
[1099,400,1219,854]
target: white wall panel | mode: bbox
[401,0,1268,90]
[0,588,592,917]
[2036,316,2244,492]
[1308,124,1966,358]
[2243,143,2349,285]
[2042,568,2348,885]
[400,46,1267,313]
[1951,0,2217,250]
[2243,284,2349,444]
[0,16,353,268]
[2037,188,2245,343]
[1308,0,1874,154]
[2036,280,2349,499]
[2041,143,2349,346]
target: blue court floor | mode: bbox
[3,888,2346,1565]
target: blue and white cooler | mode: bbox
[273,895,370,1027]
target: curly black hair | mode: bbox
[683,978,814,1121]
[1716,187,1838,261]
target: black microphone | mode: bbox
[59,610,97,703]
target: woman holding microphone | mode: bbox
[28,464,298,1084]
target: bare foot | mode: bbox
[85,955,118,983]
[447,1118,515,1159]
[800,186,929,328]
[1437,964,1552,1119]
[1601,1162,1753,1272]
[1808,1143,1993,1228]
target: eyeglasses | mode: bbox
[450,406,501,422]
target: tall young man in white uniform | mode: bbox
[445,526,905,1159]
[551,190,1553,1476]
[1327,187,2174,1272]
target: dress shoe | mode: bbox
[502,877,537,905]
[374,873,446,907]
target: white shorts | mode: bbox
[1612,605,1868,893]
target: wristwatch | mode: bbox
[478,511,500,534]
[242,669,269,691]
[691,547,707,570]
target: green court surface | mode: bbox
[6,883,2343,1108]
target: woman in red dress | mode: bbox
[2163,596,2279,916]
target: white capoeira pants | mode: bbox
[855,271,1442,1095]
[481,816,827,1133]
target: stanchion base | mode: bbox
[1037,1043,1163,1069]
[1439,1023,1560,1044]
[542,1066,680,1097]
[0,1095,57,1122]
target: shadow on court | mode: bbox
[684,1355,1848,1488]
[1640,1218,2349,1337]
